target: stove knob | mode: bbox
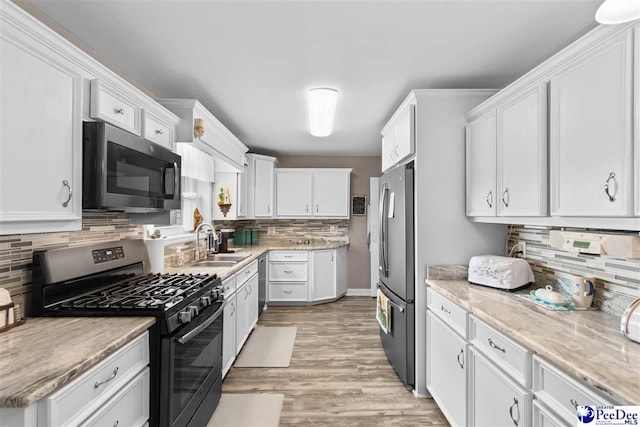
[200,295,211,307]
[188,305,199,317]
[178,311,192,324]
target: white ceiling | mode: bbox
[26,0,601,156]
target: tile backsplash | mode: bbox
[162,219,349,268]
[0,213,143,319]
[509,225,640,316]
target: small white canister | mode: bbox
[621,298,640,344]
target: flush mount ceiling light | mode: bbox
[308,88,338,137]
[595,0,640,24]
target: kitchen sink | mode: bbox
[190,260,238,267]
[190,252,251,267]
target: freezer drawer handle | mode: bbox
[387,298,405,313]
[488,338,506,353]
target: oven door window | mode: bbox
[172,312,222,420]
[107,141,176,199]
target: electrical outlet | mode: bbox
[268,226,276,236]
[514,242,527,258]
[329,225,337,234]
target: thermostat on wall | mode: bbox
[549,230,640,258]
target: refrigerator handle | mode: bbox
[379,183,389,276]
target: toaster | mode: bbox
[468,255,534,291]
[621,298,640,344]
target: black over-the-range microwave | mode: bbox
[82,122,181,212]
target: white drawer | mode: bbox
[269,251,308,262]
[236,260,258,287]
[533,355,617,424]
[427,287,468,338]
[41,331,149,427]
[470,316,532,387]
[269,262,308,281]
[269,282,308,301]
[90,79,141,135]
[533,400,570,427]
[142,110,172,148]
[222,275,237,299]
[79,368,149,427]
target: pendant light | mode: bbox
[308,88,338,137]
[595,0,640,24]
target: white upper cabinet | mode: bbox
[0,3,82,235]
[466,111,497,216]
[276,170,313,217]
[275,169,352,218]
[550,29,634,216]
[245,153,277,218]
[90,79,141,136]
[237,164,248,218]
[381,102,415,172]
[142,108,176,150]
[254,156,276,217]
[497,83,548,216]
[313,170,351,217]
[157,99,249,169]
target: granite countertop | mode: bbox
[167,241,349,279]
[0,316,155,408]
[426,279,640,405]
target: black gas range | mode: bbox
[31,239,224,427]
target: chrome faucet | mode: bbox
[195,223,217,261]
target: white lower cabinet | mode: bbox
[0,331,150,427]
[469,347,532,427]
[311,249,337,301]
[533,401,568,427]
[532,355,618,426]
[222,291,237,378]
[426,311,467,427]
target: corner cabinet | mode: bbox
[550,28,634,217]
[381,103,415,172]
[268,248,347,305]
[275,169,352,219]
[0,3,83,235]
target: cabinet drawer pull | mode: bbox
[284,290,293,294]
[94,366,119,389]
[306,204,309,212]
[440,305,451,315]
[114,108,125,115]
[284,255,293,258]
[502,187,510,208]
[155,129,164,135]
[284,269,294,274]
[62,180,72,207]
[456,348,464,369]
[113,421,119,427]
[488,338,506,353]
[509,397,520,426]
[316,205,319,213]
[570,398,579,409]
[486,190,493,208]
[604,172,617,202]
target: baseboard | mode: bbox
[346,288,374,296]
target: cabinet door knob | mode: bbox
[604,172,617,202]
[486,190,493,208]
[502,187,509,208]
[570,398,579,409]
[509,397,520,426]
[114,108,125,115]
[155,129,164,135]
[62,180,72,207]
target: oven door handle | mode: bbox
[177,304,224,345]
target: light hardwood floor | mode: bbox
[222,296,449,426]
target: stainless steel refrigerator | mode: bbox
[378,162,414,388]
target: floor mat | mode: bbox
[234,326,297,368]
[207,393,284,427]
